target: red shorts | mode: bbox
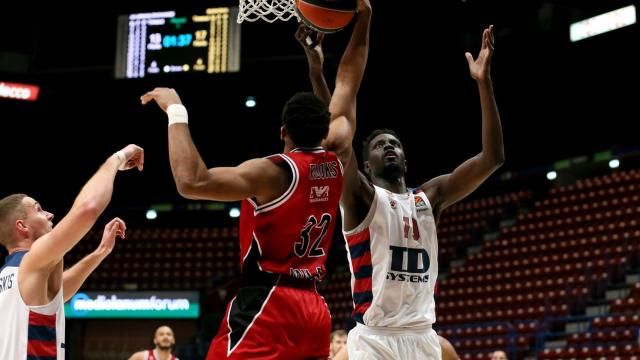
[206,277,331,360]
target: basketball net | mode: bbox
[238,0,299,23]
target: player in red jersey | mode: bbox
[141,87,343,359]
[128,326,179,360]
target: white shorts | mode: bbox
[347,323,442,360]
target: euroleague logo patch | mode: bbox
[414,196,428,210]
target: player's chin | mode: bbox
[383,161,402,169]
[382,162,404,176]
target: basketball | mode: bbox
[295,0,357,33]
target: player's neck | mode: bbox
[8,246,30,255]
[154,348,172,359]
[374,176,406,194]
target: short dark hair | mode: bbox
[330,329,347,341]
[362,129,402,160]
[0,193,28,247]
[281,92,330,147]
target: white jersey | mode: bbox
[0,251,66,359]
[342,185,438,327]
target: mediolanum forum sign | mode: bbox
[65,291,199,319]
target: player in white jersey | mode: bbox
[0,144,143,359]
[297,15,465,359]
[313,16,504,359]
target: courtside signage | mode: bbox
[65,291,199,318]
[0,81,40,101]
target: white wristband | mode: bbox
[114,150,127,170]
[167,104,188,126]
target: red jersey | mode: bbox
[239,147,343,281]
[146,349,178,360]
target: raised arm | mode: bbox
[296,25,331,106]
[422,25,504,216]
[316,0,373,227]
[323,0,371,166]
[141,88,285,203]
[62,217,125,302]
[22,145,143,275]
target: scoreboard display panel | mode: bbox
[115,7,240,78]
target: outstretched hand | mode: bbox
[295,25,324,73]
[465,25,495,82]
[140,87,183,113]
[94,217,126,258]
[117,144,144,171]
[356,0,371,13]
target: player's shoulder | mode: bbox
[239,157,284,176]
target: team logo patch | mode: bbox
[414,196,427,208]
[310,186,330,202]
[389,198,397,209]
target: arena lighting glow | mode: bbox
[547,171,557,180]
[146,209,158,220]
[609,159,620,169]
[570,5,636,42]
[245,96,256,108]
[229,207,241,218]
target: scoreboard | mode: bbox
[115,7,241,79]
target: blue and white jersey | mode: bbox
[0,251,65,359]
[342,185,438,327]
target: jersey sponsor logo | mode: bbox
[309,185,330,203]
[387,246,431,284]
[386,272,430,283]
[0,273,15,294]
[309,161,339,180]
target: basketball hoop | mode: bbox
[237,0,299,23]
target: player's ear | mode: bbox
[363,160,371,175]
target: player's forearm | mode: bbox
[335,9,371,92]
[324,9,372,156]
[62,252,105,302]
[168,124,211,198]
[71,155,120,217]
[477,79,505,167]
[310,72,331,106]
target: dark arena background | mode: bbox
[1,0,639,359]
